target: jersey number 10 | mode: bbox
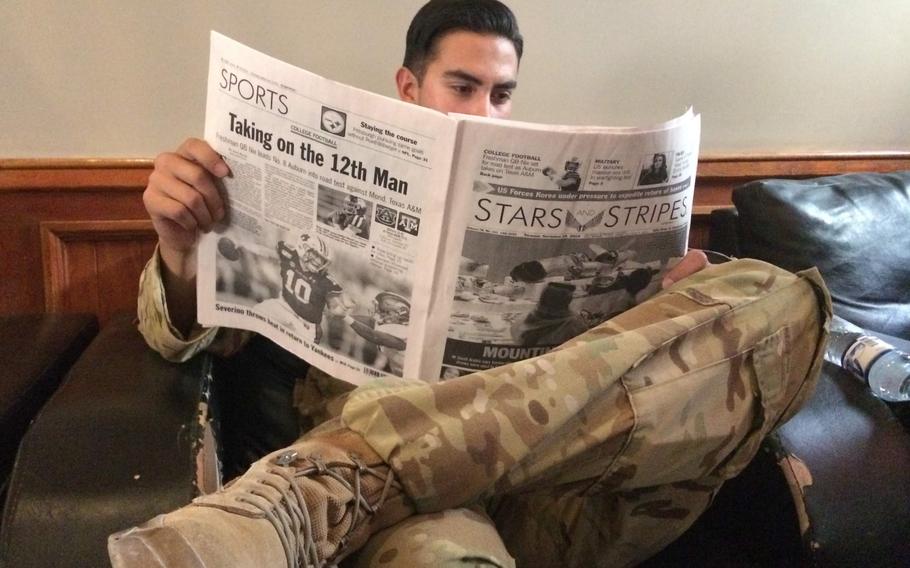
[283,269,312,303]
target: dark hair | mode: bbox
[403,0,523,80]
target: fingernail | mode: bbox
[214,162,229,177]
[661,277,674,289]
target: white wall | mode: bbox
[2,0,908,157]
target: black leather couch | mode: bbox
[649,171,910,566]
[2,172,909,567]
[0,314,98,517]
[0,316,211,568]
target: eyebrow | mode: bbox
[442,69,517,90]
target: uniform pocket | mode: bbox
[602,327,791,489]
[713,327,790,480]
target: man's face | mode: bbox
[397,31,519,119]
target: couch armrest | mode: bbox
[0,314,99,501]
[773,360,910,566]
[732,171,910,338]
[0,314,212,568]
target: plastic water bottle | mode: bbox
[824,315,910,402]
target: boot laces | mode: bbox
[235,454,399,568]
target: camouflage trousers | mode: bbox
[329,259,829,567]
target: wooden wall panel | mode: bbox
[1,155,908,326]
[40,221,157,324]
[0,160,151,324]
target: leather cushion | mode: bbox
[733,171,910,339]
[0,314,98,484]
[1,314,205,567]
[775,354,910,565]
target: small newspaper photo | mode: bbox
[197,32,701,386]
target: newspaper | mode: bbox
[197,32,701,385]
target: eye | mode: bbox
[491,90,513,105]
[450,83,474,97]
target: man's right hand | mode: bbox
[144,138,229,334]
[145,138,229,262]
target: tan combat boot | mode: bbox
[108,428,413,568]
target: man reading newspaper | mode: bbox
[111,1,830,566]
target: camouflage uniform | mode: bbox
[138,250,830,567]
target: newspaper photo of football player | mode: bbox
[214,229,346,344]
[339,291,411,377]
[297,238,413,377]
[542,156,583,192]
[316,185,371,238]
[261,232,346,343]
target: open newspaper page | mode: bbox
[197,32,456,385]
[420,111,701,380]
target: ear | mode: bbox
[395,66,420,104]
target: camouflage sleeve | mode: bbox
[137,246,253,362]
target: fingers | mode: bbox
[157,154,224,225]
[146,163,213,236]
[144,190,199,233]
[144,139,230,248]
[662,249,710,289]
[176,137,230,178]
[174,138,229,219]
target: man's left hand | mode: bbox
[661,249,710,289]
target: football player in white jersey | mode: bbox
[342,291,410,376]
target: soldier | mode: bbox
[510,282,588,347]
[111,2,822,567]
